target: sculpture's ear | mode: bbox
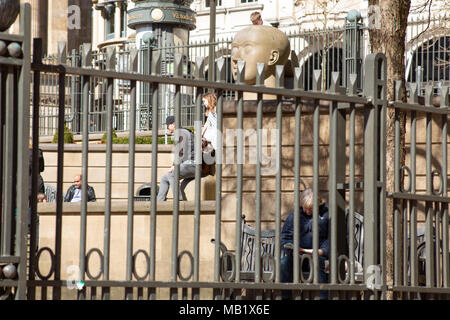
[268,50,279,66]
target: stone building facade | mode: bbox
[8,0,92,55]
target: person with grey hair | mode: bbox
[157,116,196,201]
[280,188,329,299]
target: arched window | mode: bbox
[407,35,450,85]
[301,47,343,91]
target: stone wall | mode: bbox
[36,201,216,299]
[39,143,216,202]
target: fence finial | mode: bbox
[440,86,449,109]
[81,43,92,68]
[57,41,67,65]
[312,70,322,91]
[236,60,245,84]
[329,72,345,94]
[195,56,205,80]
[130,48,138,73]
[394,80,402,102]
[276,65,285,89]
[425,85,433,107]
[348,73,358,96]
[294,67,303,91]
[106,47,116,71]
[363,53,387,102]
[216,57,226,83]
[256,62,265,86]
[174,53,183,77]
[408,83,419,104]
[151,50,161,75]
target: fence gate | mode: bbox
[0,4,31,300]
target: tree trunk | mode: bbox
[368,0,411,300]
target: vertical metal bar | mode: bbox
[443,203,449,288]
[441,87,449,288]
[255,93,262,284]
[170,56,182,300]
[15,3,32,300]
[426,100,433,195]
[409,107,418,287]
[28,38,42,300]
[2,67,14,256]
[402,200,409,286]
[293,68,303,284]
[394,107,400,194]
[435,202,441,287]
[347,74,358,286]
[313,99,320,287]
[425,87,436,288]
[328,73,346,290]
[274,66,284,285]
[149,52,160,289]
[379,86,387,301]
[78,43,92,300]
[311,71,321,294]
[233,60,245,290]
[425,201,436,288]
[193,88,201,284]
[393,89,401,286]
[235,87,243,286]
[52,64,66,301]
[214,89,223,287]
[255,63,264,284]
[102,49,115,300]
[363,54,384,300]
[126,75,137,299]
[410,199,418,287]
[349,102,355,284]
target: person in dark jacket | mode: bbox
[29,142,45,203]
[280,188,329,299]
[64,174,96,202]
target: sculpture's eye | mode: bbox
[244,44,253,54]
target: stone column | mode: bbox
[115,1,121,39]
[32,0,48,54]
[67,0,92,52]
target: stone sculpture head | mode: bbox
[231,25,290,87]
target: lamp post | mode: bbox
[128,0,196,129]
[209,0,216,82]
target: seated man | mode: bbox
[157,116,196,201]
[64,174,96,202]
[280,188,329,300]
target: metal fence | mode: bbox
[1,4,450,300]
[33,13,449,138]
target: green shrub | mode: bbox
[52,125,74,144]
[101,129,118,144]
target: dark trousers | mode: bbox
[280,253,328,300]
